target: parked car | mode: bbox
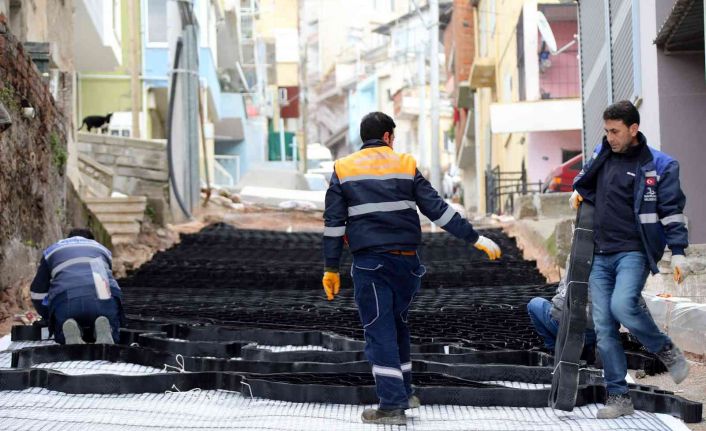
[542,154,583,193]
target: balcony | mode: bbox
[74,0,122,72]
[74,0,123,72]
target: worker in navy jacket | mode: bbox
[571,100,690,419]
[30,228,123,345]
[322,112,501,425]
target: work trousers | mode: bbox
[50,291,121,344]
[352,251,425,410]
[590,251,670,395]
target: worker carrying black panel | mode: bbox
[552,100,691,418]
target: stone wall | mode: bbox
[0,14,68,331]
[77,132,170,224]
[78,154,114,198]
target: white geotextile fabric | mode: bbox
[254,344,332,352]
[0,388,686,431]
[0,337,689,430]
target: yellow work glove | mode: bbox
[671,254,689,284]
[569,190,583,210]
[474,235,502,260]
[322,271,340,301]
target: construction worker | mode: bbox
[572,100,690,419]
[30,228,123,345]
[322,112,501,425]
[527,257,597,364]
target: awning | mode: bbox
[490,99,581,133]
[654,0,704,53]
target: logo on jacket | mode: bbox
[646,177,657,186]
[644,187,657,202]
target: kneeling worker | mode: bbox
[527,258,597,363]
[30,228,123,344]
[322,112,502,425]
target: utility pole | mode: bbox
[298,0,307,172]
[417,43,426,171]
[429,0,441,192]
[128,0,141,138]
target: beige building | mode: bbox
[467,0,581,214]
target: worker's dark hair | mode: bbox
[603,100,640,127]
[68,228,94,240]
[360,111,396,142]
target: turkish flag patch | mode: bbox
[646,178,657,186]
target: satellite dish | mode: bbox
[536,11,558,54]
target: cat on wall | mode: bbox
[78,113,113,133]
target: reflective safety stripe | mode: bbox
[323,226,346,237]
[348,201,417,217]
[339,173,414,184]
[401,362,412,373]
[45,242,112,261]
[639,213,659,224]
[661,214,686,225]
[50,257,96,279]
[433,206,456,227]
[372,365,403,380]
[30,292,47,300]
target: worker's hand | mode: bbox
[569,190,583,210]
[322,271,341,301]
[671,254,690,284]
[474,236,502,260]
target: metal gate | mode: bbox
[485,160,541,215]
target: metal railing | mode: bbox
[214,155,241,188]
[485,160,541,215]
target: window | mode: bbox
[147,0,167,45]
[562,149,582,163]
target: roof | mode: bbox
[654,0,705,52]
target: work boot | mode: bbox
[94,316,114,344]
[597,393,634,419]
[408,395,421,409]
[361,408,406,425]
[655,342,690,384]
[62,319,85,345]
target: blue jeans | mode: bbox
[590,251,670,395]
[50,292,121,345]
[352,252,424,410]
[527,297,596,350]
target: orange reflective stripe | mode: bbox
[335,147,416,181]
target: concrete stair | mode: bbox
[84,197,147,245]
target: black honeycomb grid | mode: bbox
[120,224,551,351]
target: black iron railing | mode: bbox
[485,160,542,215]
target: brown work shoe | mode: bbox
[361,408,407,425]
[596,393,634,419]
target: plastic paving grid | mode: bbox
[0,224,698,429]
